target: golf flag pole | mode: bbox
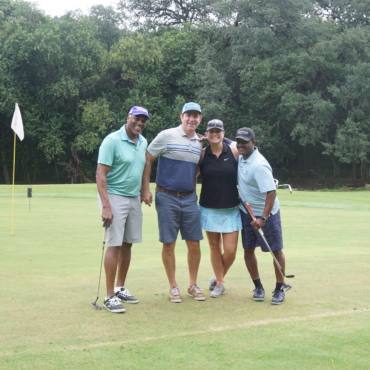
[10,103,24,236]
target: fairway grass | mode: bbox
[1,185,369,369]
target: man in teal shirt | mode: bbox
[96,106,149,313]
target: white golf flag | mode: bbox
[11,103,24,141]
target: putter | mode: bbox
[239,198,295,279]
[91,222,109,310]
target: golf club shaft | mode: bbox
[239,198,293,279]
[92,223,108,309]
[96,226,107,298]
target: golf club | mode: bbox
[91,222,109,310]
[274,179,293,194]
[278,184,293,193]
[239,197,295,279]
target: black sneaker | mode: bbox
[253,286,265,301]
[103,295,125,313]
[115,288,139,304]
[271,289,285,305]
[283,283,292,292]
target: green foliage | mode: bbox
[88,4,127,51]
[74,99,117,154]
[109,32,163,82]
[317,0,370,27]
[1,0,370,183]
[118,0,216,28]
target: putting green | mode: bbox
[0,185,369,369]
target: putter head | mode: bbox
[91,301,102,310]
[285,275,295,278]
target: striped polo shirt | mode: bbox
[147,125,202,192]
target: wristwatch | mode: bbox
[261,217,267,223]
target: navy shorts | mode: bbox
[240,210,283,252]
[155,190,203,244]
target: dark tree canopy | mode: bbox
[118,0,215,27]
[1,0,370,185]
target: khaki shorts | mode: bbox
[98,193,142,246]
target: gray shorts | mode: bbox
[155,190,203,244]
[98,193,142,246]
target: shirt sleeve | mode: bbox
[254,164,276,193]
[97,136,114,167]
[147,131,167,158]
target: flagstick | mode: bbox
[10,132,16,236]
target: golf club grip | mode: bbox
[103,222,109,242]
[240,198,257,221]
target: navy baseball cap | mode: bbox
[128,106,150,119]
[206,119,224,131]
[235,127,255,141]
[182,102,201,114]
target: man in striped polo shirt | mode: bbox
[142,102,206,303]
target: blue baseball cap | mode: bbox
[128,106,150,119]
[182,102,201,114]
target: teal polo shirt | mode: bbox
[98,125,148,196]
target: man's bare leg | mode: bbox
[273,249,285,283]
[116,242,132,287]
[244,248,259,280]
[104,246,120,297]
[186,240,201,286]
[162,242,177,288]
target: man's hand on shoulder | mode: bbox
[196,133,208,143]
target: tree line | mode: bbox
[1,0,370,185]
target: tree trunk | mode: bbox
[328,153,339,178]
[1,143,11,184]
[353,160,356,180]
[55,161,59,184]
[361,158,369,182]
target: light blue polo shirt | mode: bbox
[98,125,147,196]
[238,147,279,216]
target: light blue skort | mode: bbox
[199,205,242,233]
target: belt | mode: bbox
[156,186,194,197]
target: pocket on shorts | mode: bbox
[155,189,165,207]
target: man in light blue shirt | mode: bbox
[237,127,291,305]
[96,106,149,313]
